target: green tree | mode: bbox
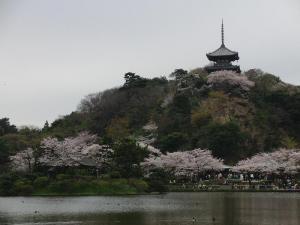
[202,121,248,163]
[158,132,188,152]
[0,139,9,166]
[0,118,17,136]
[113,138,147,178]
[123,72,147,88]
[106,117,130,141]
[42,120,50,131]
[169,69,188,80]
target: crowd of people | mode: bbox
[169,170,300,191]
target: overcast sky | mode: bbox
[0,0,299,127]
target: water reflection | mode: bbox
[0,193,299,225]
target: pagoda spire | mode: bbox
[221,19,224,46]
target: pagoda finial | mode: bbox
[221,19,224,46]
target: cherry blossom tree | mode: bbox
[233,148,300,174]
[39,132,113,169]
[142,147,224,178]
[207,71,255,93]
[138,141,161,157]
[10,148,35,172]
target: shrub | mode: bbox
[129,179,148,192]
[0,174,16,195]
[191,110,212,127]
[33,176,49,188]
[146,169,168,193]
[109,171,121,179]
[14,181,33,196]
[56,174,71,180]
[49,180,73,193]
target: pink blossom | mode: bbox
[39,132,113,169]
[10,148,35,172]
[208,71,255,92]
[233,148,300,174]
[142,148,224,177]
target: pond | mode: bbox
[0,192,299,225]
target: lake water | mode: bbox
[0,192,299,225]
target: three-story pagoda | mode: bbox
[205,21,241,73]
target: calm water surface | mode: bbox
[0,192,299,225]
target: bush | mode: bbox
[0,174,16,195]
[113,138,147,178]
[14,182,34,196]
[33,176,49,188]
[56,174,71,180]
[146,169,168,193]
[49,180,73,193]
[109,171,121,179]
[129,179,148,192]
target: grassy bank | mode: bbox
[0,174,149,196]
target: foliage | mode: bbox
[157,132,188,153]
[207,71,255,96]
[0,118,17,136]
[233,148,300,174]
[169,69,188,80]
[33,176,49,188]
[49,112,88,138]
[157,94,191,150]
[199,121,249,163]
[13,181,33,196]
[142,147,224,178]
[0,173,147,196]
[145,168,169,192]
[78,76,168,135]
[10,148,35,173]
[0,174,16,195]
[113,138,147,178]
[0,139,9,165]
[106,117,130,141]
[38,132,113,169]
[123,72,148,88]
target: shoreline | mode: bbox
[1,190,299,197]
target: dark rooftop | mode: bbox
[207,44,238,58]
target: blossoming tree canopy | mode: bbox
[142,147,224,177]
[10,147,35,172]
[207,71,255,92]
[38,131,113,168]
[233,148,300,174]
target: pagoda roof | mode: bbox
[207,44,238,57]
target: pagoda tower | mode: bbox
[205,21,241,73]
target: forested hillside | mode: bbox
[2,68,298,166]
[53,68,300,163]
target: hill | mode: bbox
[39,68,300,164]
[0,68,299,165]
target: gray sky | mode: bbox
[0,0,299,127]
